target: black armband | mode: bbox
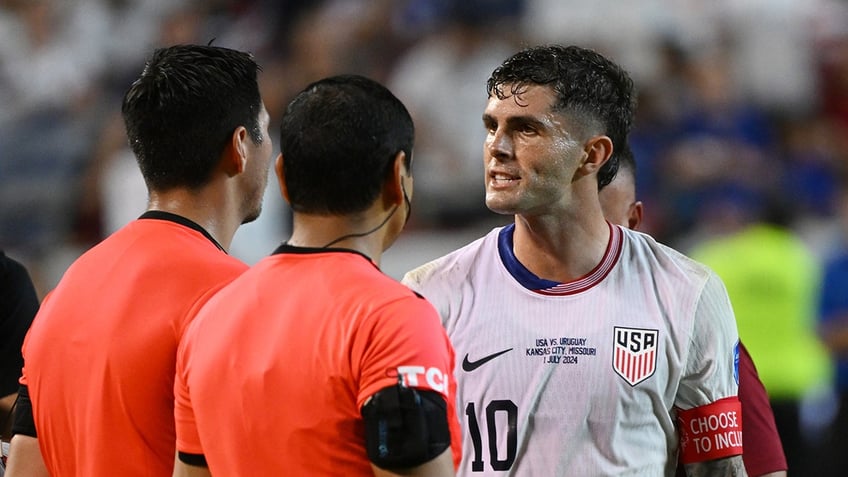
[178,451,208,467]
[11,384,36,437]
[361,381,451,469]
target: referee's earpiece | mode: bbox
[395,150,413,226]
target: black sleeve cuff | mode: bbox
[178,451,208,467]
[11,385,36,437]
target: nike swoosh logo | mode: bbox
[462,348,513,372]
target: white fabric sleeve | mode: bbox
[675,271,740,410]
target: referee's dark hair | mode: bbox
[279,74,414,215]
[122,44,264,191]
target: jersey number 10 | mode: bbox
[465,400,517,472]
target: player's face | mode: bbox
[241,103,274,224]
[482,84,585,216]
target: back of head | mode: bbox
[614,144,636,187]
[122,44,263,191]
[487,44,636,188]
[600,144,643,229]
[280,75,414,214]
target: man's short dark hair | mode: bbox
[280,74,414,214]
[487,44,636,189]
[122,44,263,191]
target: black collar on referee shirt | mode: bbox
[138,210,227,253]
[271,243,378,270]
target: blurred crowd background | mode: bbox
[2,0,848,473]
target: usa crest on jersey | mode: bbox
[613,326,659,386]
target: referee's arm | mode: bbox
[173,452,211,477]
[5,385,48,477]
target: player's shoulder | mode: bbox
[402,227,499,289]
[621,227,714,283]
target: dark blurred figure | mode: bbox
[0,251,38,469]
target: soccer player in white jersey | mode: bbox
[403,45,746,476]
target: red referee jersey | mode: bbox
[175,246,461,475]
[21,213,247,476]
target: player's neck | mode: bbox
[512,211,610,283]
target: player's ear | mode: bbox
[580,135,613,175]
[274,153,290,203]
[628,200,644,231]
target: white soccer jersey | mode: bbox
[403,223,741,476]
